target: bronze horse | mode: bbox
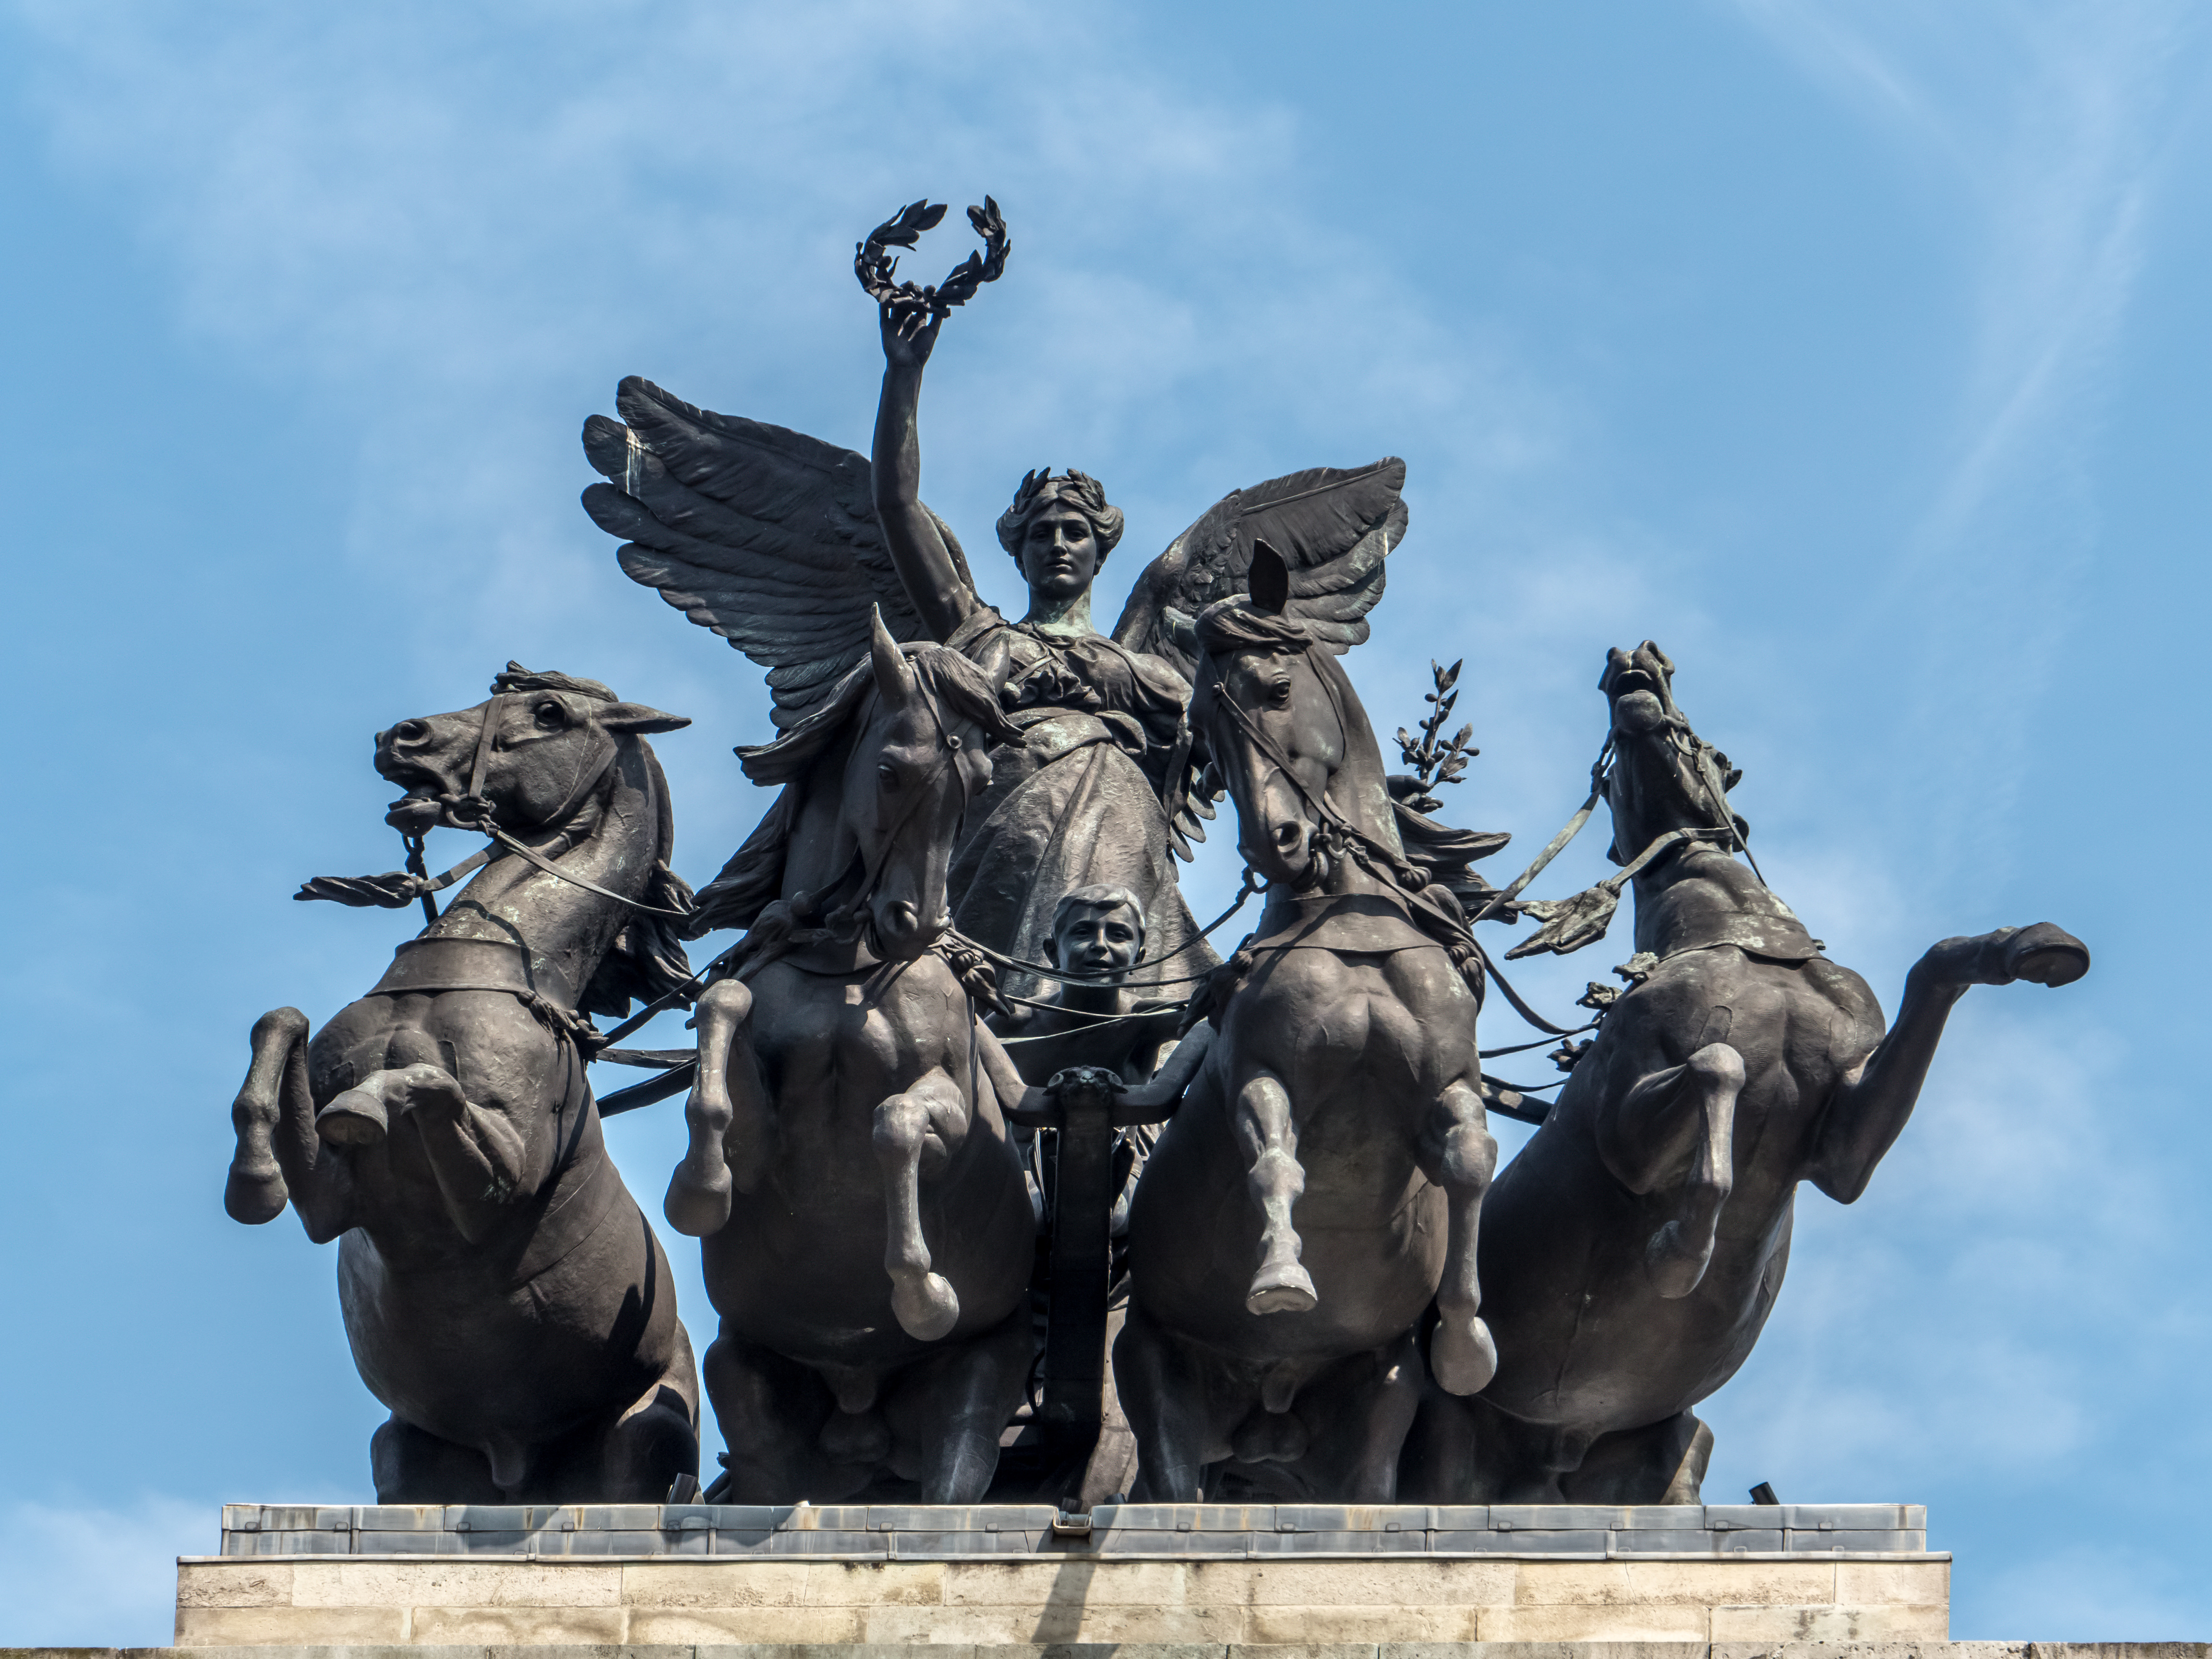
[223,665,702,1502]
[1403,641,2090,1503]
[665,614,1042,1503]
[1115,559,1496,1501]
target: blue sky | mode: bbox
[2,0,2206,1642]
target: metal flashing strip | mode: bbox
[216,1501,1930,1560]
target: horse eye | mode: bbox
[878,763,900,790]
[535,701,565,726]
[1267,680,1292,707]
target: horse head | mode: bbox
[377,663,689,842]
[1191,544,1396,892]
[1599,642,1745,867]
[839,611,1014,959]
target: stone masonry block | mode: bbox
[940,1560,1190,1607]
[615,1560,817,1608]
[171,1604,409,1647]
[285,1559,624,1608]
[1838,1560,1951,1607]
[174,1563,294,1609]
[1475,1602,1715,1641]
[858,1599,1244,1645]
[624,1604,869,1644]
[404,1604,630,1644]
[1245,1559,1515,1607]
[1243,1601,1482,1643]
[804,1561,948,1606]
[1708,1601,1952,1641]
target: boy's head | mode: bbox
[1046,884,1148,982]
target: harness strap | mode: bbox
[481,821,692,919]
[1470,942,1586,1036]
[1467,736,1613,927]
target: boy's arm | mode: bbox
[1110,1022,1215,1125]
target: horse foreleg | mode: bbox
[1234,1069,1315,1314]
[1811,922,2088,1204]
[666,979,763,1235]
[227,1008,354,1239]
[226,1008,305,1224]
[372,1064,532,1243]
[1422,1078,1499,1394]
[873,1068,968,1341]
[1596,1036,1745,1299]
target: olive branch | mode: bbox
[1395,659,1477,815]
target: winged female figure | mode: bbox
[580,199,1410,993]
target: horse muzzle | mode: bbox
[375,721,470,827]
[1611,688,1667,736]
[1243,815,1321,889]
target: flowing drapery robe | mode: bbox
[942,607,1215,999]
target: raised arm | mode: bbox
[871,304,977,642]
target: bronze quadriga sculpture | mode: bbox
[223,666,702,1503]
[214,196,2097,1516]
[1402,641,2090,1504]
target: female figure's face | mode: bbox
[1018,505,1101,601]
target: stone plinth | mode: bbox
[176,1504,1947,1647]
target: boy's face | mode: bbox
[1053,901,1143,982]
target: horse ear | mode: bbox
[1249,538,1290,615]
[869,605,914,703]
[600,702,690,734]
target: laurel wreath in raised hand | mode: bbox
[855,196,1010,324]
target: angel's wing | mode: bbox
[581,376,978,728]
[1110,457,1407,682]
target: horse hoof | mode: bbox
[315,1087,388,1148]
[2005,922,2090,987]
[663,1167,733,1237]
[892,1272,960,1341]
[1246,1262,1318,1316]
[223,1166,288,1226]
[1431,1314,1498,1395]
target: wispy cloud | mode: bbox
[7,0,1584,929]
[1731,0,2202,890]
[0,1495,211,1647]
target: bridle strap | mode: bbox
[834,671,974,932]
[451,696,685,918]
[1200,648,1421,895]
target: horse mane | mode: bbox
[578,734,698,1017]
[687,643,1020,939]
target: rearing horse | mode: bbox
[223,664,701,1502]
[1115,555,1496,1502]
[1403,641,2090,1503]
[666,612,1040,1503]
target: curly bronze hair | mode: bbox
[995,468,1125,564]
